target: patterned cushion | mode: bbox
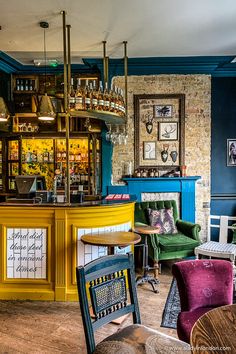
[95,324,191,354]
[147,208,178,234]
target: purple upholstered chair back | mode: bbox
[172,259,233,312]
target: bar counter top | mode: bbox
[0,195,136,208]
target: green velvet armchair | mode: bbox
[134,200,201,275]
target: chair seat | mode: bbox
[195,241,236,261]
[177,307,214,343]
[95,324,191,354]
[159,233,199,252]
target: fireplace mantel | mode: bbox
[107,176,201,223]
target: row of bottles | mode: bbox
[56,167,89,188]
[22,148,54,163]
[134,169,160,178]
[15,78,36,92]
[69,79,126,117]
[4,137,101,194]
[56,140,88,163]
[8,141,19,160]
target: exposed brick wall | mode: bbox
[111,74,211,240]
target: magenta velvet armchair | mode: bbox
[172,259,233,343]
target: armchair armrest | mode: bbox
[176,219,201,242]
[134,222,149,228]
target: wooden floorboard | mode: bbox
[0,263,177,353]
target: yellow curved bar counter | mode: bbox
[0,200,135,301]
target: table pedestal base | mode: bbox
[136,273,160,293]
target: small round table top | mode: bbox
[190,304,236,354]
[81,231,141,248]
[134,224,159,235]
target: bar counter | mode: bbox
[0,198,135,301]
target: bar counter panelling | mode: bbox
[0,199,135,301]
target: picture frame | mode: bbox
[227,139,236,166]
[143,141,156,160]
[159,122,178,141]
[134,94,185,171]
[154,105,172,118]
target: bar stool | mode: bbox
[134,225,160,293]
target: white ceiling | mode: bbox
[1,0,236,65]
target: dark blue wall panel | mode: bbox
[211,77,236,215]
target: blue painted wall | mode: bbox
[211,77,236,216]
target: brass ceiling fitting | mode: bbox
[37,21,56,121]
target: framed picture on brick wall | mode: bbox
[154,105,173,118]
[134,94,185,173]
[159,122,178,141]
[143,141,156,160]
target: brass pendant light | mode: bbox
[0,96,10,122]
[37,21,56,122]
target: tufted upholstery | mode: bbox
[172,259,234,343]
[134,200,201,269]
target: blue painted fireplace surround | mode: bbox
[107,177,201,223]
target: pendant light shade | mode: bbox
[0,96,10,122]
[38,93,56,121]
[37,21,56,121]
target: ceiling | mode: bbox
[1,0,236,66]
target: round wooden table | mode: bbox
[81,231,141,255]
[190,304,236,354]
[134,224,160,293]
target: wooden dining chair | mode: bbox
[76,253,191,354]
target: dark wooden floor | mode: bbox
[0,264,177,353]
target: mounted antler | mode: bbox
[145,112,154,134]
[162,124,176,139]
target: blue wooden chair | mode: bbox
[76,253,191,354]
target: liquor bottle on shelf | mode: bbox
[61,149,66,161]
[57,150,62,162]
[29,79,33,91]
[97,81,104,111]
[16,79,20,91]
[150,169,154,177]
[37,151,43,163]
[117,88,125,116]
[43,149,49,162]
[49,147,54,163]
[25,79,29,91]
[84,80,91,110]
[31,150,37,162]
[89,82,94,110]
[75,78,84,110]
[91,80,98,110]
[69,152,75,162]
[113,86,119,114]
[109,85,116,113]
[69,78,76,110]
[26,148,32,163]
[120,89,126,116]
[103,82,110,111]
